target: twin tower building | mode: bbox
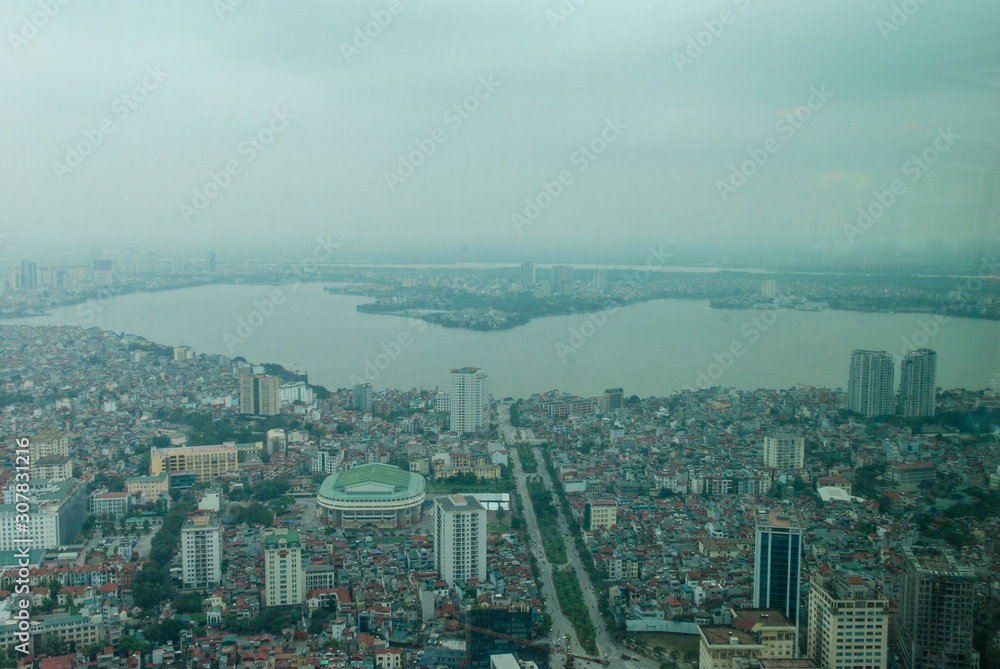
[847,349,937,418]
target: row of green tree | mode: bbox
[552,569,598,655]
[526,480,567,564]
[516,442,537,473]
[542,448,626,640]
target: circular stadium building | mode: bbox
[317,463,426,529]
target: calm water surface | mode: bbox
[12,283,1000,398]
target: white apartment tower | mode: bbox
[264,530,305,606]
[898,349,936,418]
[433,494,486,587]
[181,515,222,590]
[763,433,805,470]
[847,350,895,417]
[449,367,490,434]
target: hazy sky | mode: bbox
[2,0,999,258]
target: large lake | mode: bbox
[11,283,1000,398]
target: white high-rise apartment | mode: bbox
[763,433,805,470]
[847,350,895,417]
[264,530,305,606]
[808,571,890,669]
[181,515,222,590]
[449,367,490,434]
[898,349,936,418]
[433,494,486,587]
[520,263,535,287]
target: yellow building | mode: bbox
[151,445,238,483]
[127,472,170,501]
[808,572,889,669]
[584,500,617,531]
[730,608,797,658]
[30,429,69,459]
[240,374,280,416]
[700,627,765,669]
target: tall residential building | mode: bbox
[807,572,889,669]
[434,494,486,587]
[898,349,937,418]
[603,387,624,412]
[29,429,69,459]
[847,350,895,417]
[754,508,803,653]
[181,515,222,590]
[550,265,573,294]
[593,269,608,292]
[206,250,216,272]
[240,374,280,416]
[897,546,978,669]
[761,279,777,298]
[450,367,490,434]
[150,444,239,483]
[353,382,374,412]
[763,433,805,470]
[519,263,535,287]
[20,260,38,289]
[264,531,305,606]
[29,430,70,478]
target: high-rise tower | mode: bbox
[754,508,803,654]
[450,367,489,433]
[847,350,895,417]
[897,546,977,669]
[898,349,936,418]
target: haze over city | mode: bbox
[2,3,1000,669]
[2,0,999,259]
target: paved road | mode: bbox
[499,403,661,669]
[502,405,578,668]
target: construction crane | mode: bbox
[457,621,610,669]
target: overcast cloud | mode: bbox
[1,0,998,258]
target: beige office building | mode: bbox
[808,572,889,669]
[151,444,238,483]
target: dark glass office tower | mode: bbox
[754,508,803,654]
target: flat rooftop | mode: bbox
[731,608,793,628]
[701,627,761,647]
[436,494,485,513]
